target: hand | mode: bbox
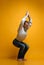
[25,11,29,16]
[28,14,30,20]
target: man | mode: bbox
[13,11,32,61]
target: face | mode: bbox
[24,21,29,29]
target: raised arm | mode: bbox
[28,15,32,27]
[21,12,29,25]
[18,12,29,32]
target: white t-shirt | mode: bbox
[16,15,32,41]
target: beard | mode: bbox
[24,27,28,31]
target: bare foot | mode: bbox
[17,59,27,61]
[17,59,23,61]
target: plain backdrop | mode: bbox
[0,0,44,60]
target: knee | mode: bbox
[25,44,29,50]
[21,44,25,49]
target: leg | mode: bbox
[18,45,25,59]
[13,39,25,59]
[21,42,29,58]
[18,42,29,59]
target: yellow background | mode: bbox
[0,0,44,61]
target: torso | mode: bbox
[16,27,27,41]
